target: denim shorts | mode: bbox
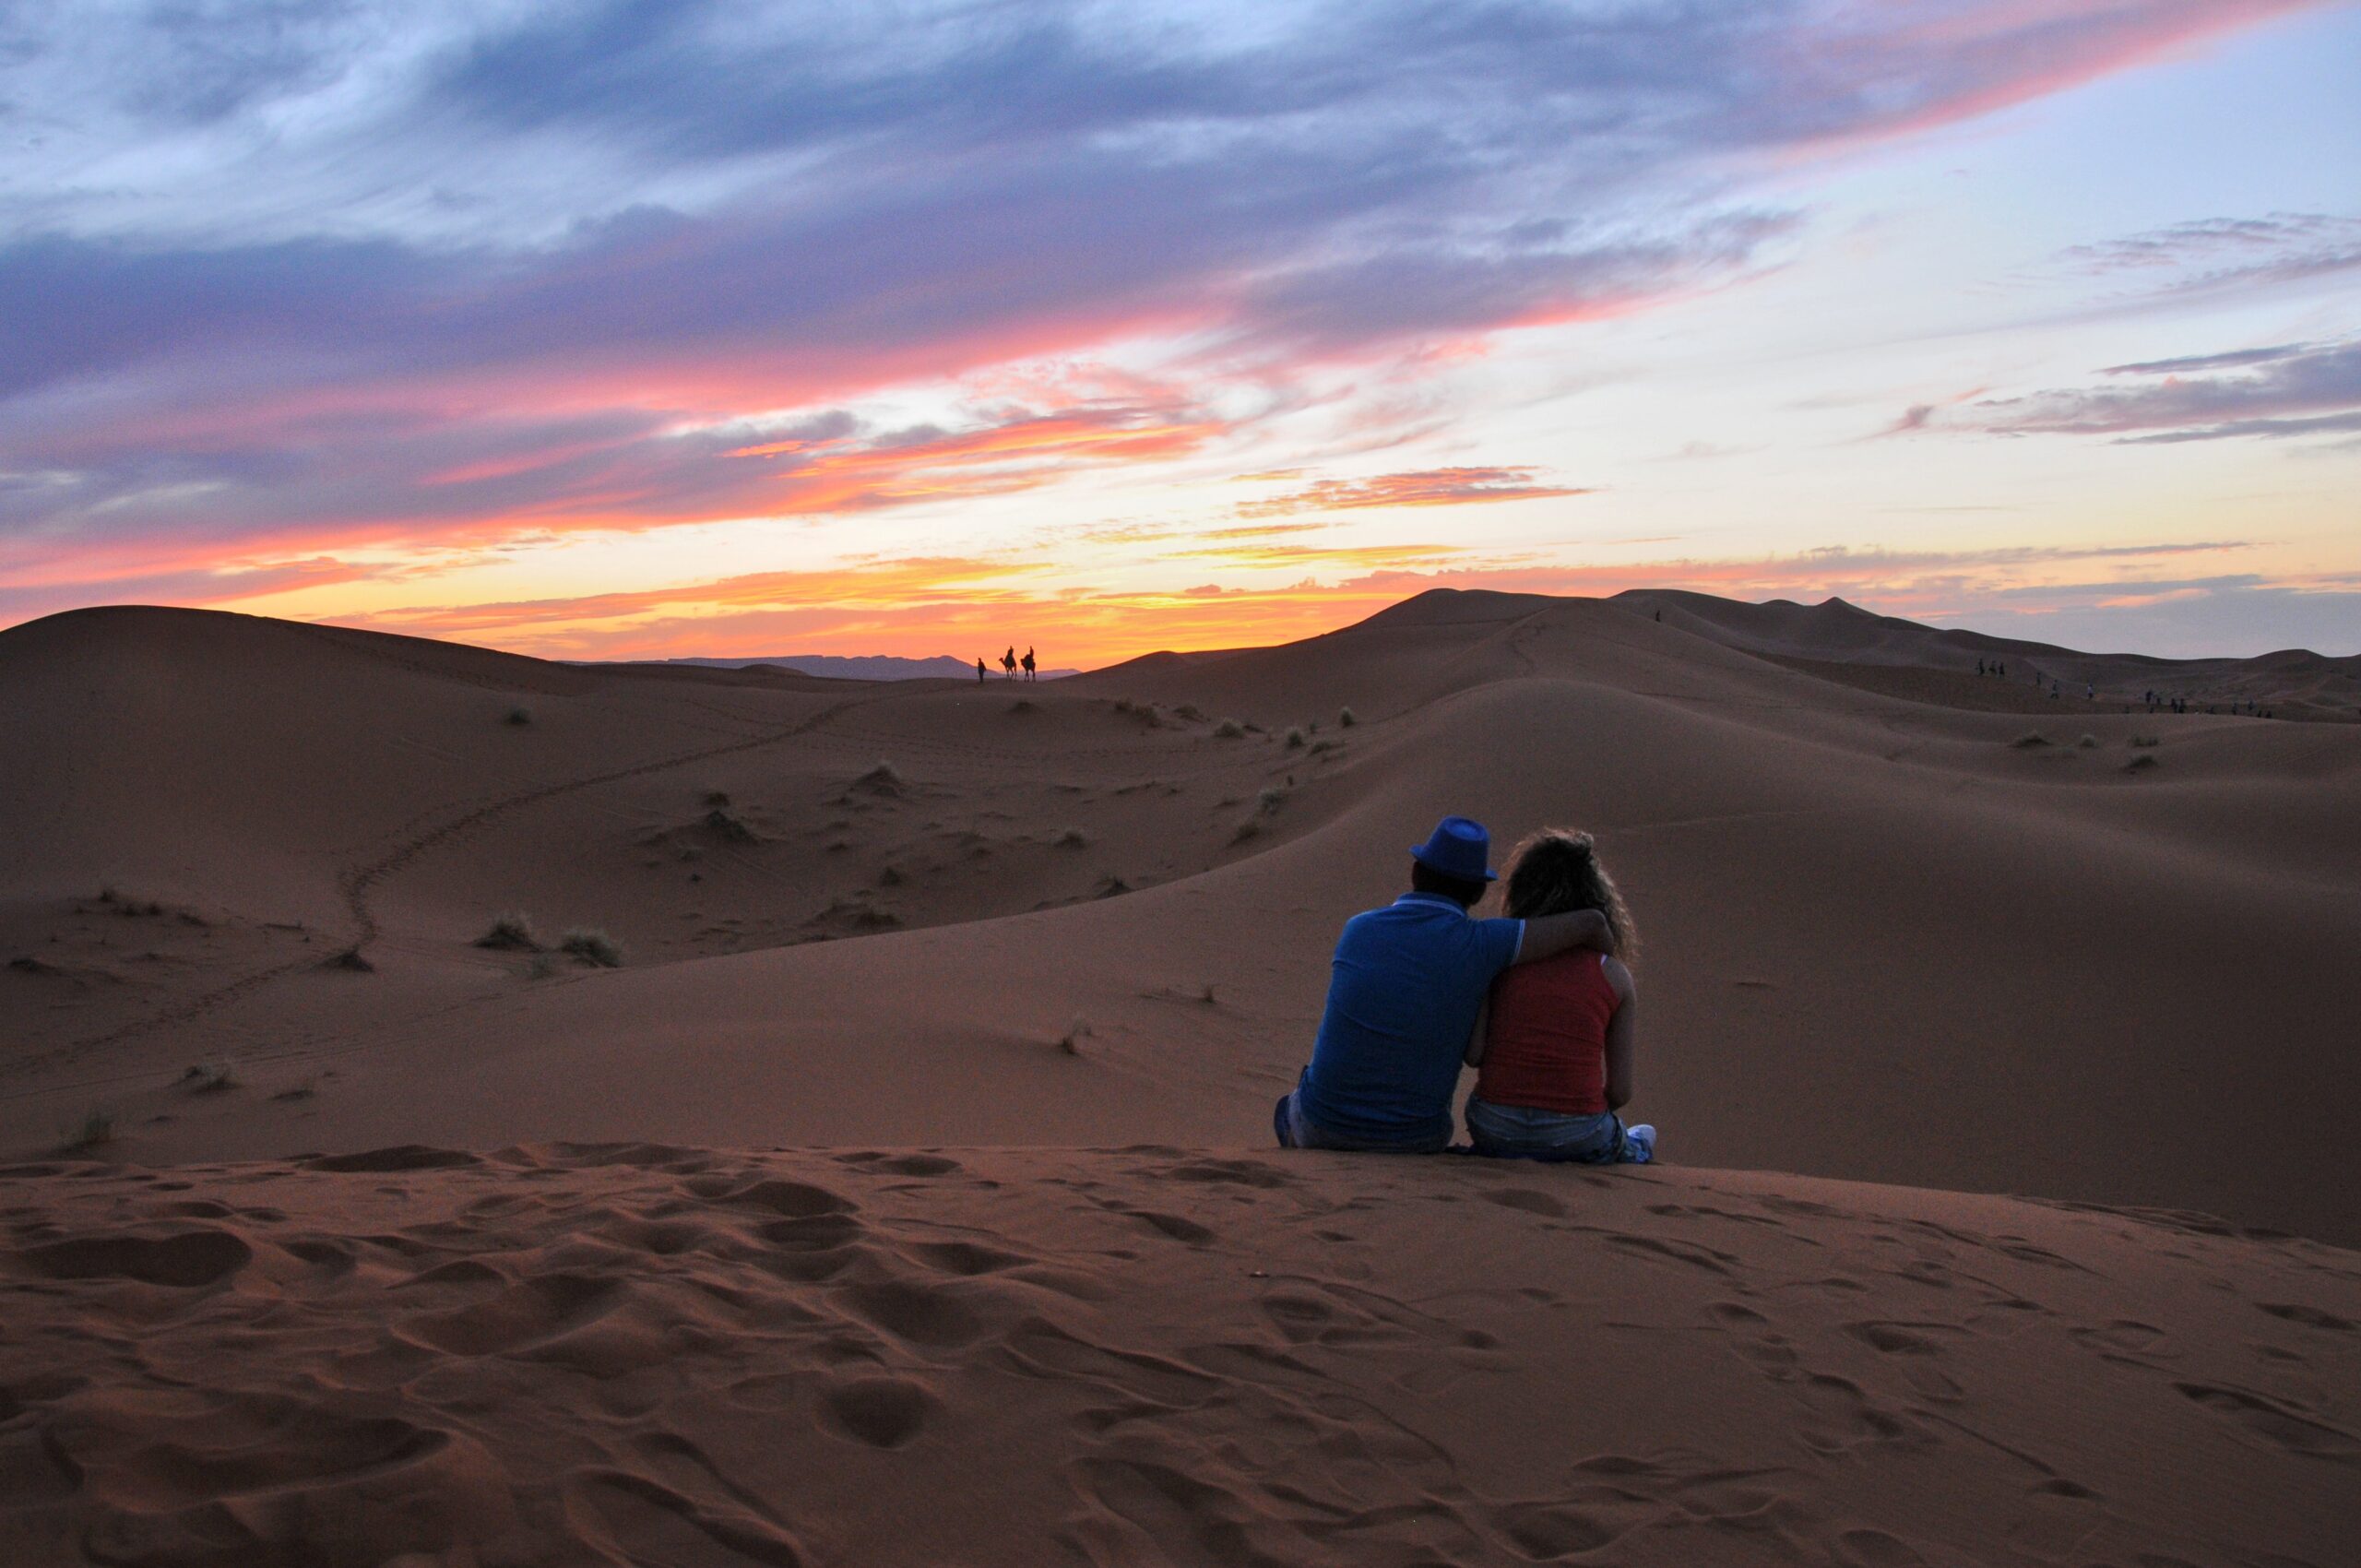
[1464,1096,1626,1163]
[1273,1090,1453,1154]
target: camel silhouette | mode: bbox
[1021,647,1037,682]
[1001,646,1018,680]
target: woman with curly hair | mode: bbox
[1463,829,1655,1163]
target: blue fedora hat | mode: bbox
[1410,815,1497,882]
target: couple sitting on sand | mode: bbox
[1275,816,1655,1163]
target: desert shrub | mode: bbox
[2123,754,2160,775]
[524,952,563,980]
[1009,698,1040,714]
[100,886,164,917]
[475,910,542,951]
[1231,819,1264,844]
[1257,785,1286,814]
[325,945,375,972]
[1173,704,1206,722]
[560,927,625,968]
[2077,733,2099,749]
[1308,738,1336,754]
[63,1108,115,1151]
[1339,707,1357,727]
[1054,827,1089,849]
[1284,726,1306,749]
[1213,718,1245,738]
[704,806,758,843]
[505,707,533,727]
[2129,734,2161,748]
[183,1062,237,1093]
[703,790,731,807]
[2010,732,2051,749]
[852,761,903,795]
[879,864,905,886]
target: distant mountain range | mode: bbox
[630,654,1078,682]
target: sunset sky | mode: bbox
[5,1,2356,666]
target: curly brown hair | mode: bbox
[1501,829,1638,966]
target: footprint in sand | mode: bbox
[1831,1526,1932,1567]
[818,1375,937,1448]
[2256,1301,2355,1333]
[399,1272,623,1357]
[14,1229,252,1289]
[2173,1383,2359,1461]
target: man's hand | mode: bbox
[1514,908,1614,965]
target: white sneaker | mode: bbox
[1622,1123,1656,1164]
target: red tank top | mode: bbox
[1476,949,1618,1115]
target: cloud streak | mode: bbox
[1922,338,2361,444]
[1237,467,1589,517]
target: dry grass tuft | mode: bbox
[2011,731,2052,749]
[505,707,533,727]
[852,761,904,796]
[2123,754,2161,774]
[324,945,375,972]
[1054,827,1090,849]
[182,1062,237,1094]
[2129,734,2161,749]
[62,1108,116,1153]
[560,927,625,968]
[1339,707,1357,727]
[703,806,759,843]
[1213,718,1245,738]
[1284,726,1306,749]
[475,910,542,951]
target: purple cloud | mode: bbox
[1928,339,2361,444]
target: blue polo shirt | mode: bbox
[1297,893,1525,1145]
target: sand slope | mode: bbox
[2,1145,2354,1568]
[4,594,2359,1243]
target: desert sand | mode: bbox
[3,589,2356,1565]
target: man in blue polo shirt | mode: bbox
[1275,815,1617,1152]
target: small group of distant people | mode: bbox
[2145,690,2272,719]
[1276,816,1655,1165]
[978,646,1038,682]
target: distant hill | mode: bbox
[625,654,1077,682]
[1612,588,2361,719]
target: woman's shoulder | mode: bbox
[1600,955,1635,997]
[1499,946,1614,992]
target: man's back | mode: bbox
[1297,894,1524,1145]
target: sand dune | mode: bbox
[3,1144,2355,1567]
[2,590,2355,1562]
[5,593,2355,1237]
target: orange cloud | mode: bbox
[1237,467,1591,517]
